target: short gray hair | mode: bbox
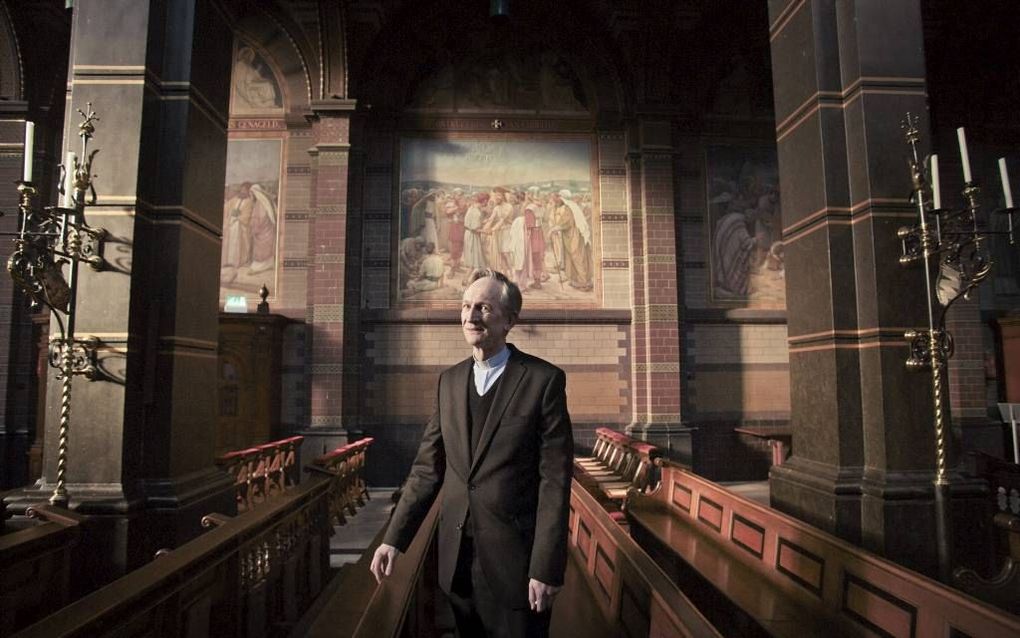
[468,269,522,319]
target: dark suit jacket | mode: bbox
[383,344,574,608]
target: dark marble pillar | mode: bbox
[13,0,236,585]
[767,0,984,575]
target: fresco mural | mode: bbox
[397,137,598,304]
[230,44,284,114]
[221,139,282,300]
[706,145,785,307]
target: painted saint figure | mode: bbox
[549,189,593,291]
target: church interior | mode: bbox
[2,0,1020,635]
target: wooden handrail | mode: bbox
[1,504,83,635]
[305,493,440,638]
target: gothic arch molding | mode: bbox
[232,4,317,113]
[0,2,22,100]
[353,0,630,121]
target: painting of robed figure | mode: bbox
[220,138,283,301]
[397,137,598,305]
[706,145,785,307]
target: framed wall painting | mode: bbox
[395,136,599,305]
[705,144,785,308]
[220,138,284,303]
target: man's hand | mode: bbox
[370,543,400,583]
[528,578,561,613]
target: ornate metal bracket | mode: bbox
[904,328,953,370]
[48,337,99,380]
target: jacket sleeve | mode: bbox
[382,376,446,552]
[528,368,574,585]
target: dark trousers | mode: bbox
[448,533,551,638]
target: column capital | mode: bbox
[308,98,358,117]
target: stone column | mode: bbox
[303,100,358,461]
[14,0,235,585]
[768,0,984,575]
[626,118,691,461]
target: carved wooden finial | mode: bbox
[257,284,270,314]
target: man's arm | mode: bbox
[528,368,573,587]
[372,382,446,582]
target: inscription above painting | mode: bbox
[706,145,785,308]
[397,137,598,305]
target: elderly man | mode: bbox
[371,269,574,638]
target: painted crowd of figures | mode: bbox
[399,186,594,299]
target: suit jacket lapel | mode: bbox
[446,357,473,478]
[469,348,526,477]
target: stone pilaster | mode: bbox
[302,99,358,460]
[626,118,691,461]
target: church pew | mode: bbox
[573,428,662,525]
[215,434,304,512]
[558,479,722,637]
[626,461,1020,637]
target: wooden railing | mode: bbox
[13,470,334,638]
[627,460,1020,637]
[215,435,304,512]
[1,505,83,637]
[311,437,373,527]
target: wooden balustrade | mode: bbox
[1,504,83,637]
[12,472,335,638]
[215,435,304,512]
[627,461,1020,637]
[311,437,373,527]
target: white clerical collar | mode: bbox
[474,346,510,370]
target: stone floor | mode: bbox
[329,487,396,569]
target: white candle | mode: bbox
[957,127,973,183]
[1000,158,1014,209]
[930,154,941,210]
[62,151,76,208]
[22,121,34,181]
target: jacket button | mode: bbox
[469,484,477,491]
[456,523,463,530]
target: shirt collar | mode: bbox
[474,345,510,371]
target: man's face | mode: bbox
[461,277,514,353]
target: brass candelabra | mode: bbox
[2,104,106,507]
[897,112,1018,583]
